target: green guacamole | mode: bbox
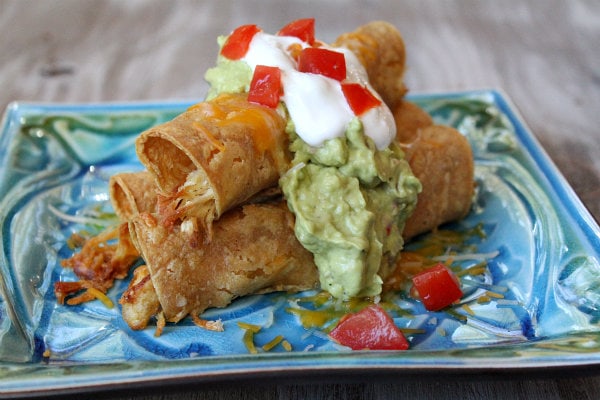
[204,46,421,300]
[280,119,421,299]
[204,36,252,100]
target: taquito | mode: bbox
[126,202,319,324]
[109,170,283,223]
[109,171,158,221]
[393,100,434,142]
[393,100,474,239]
[135,92,290,233]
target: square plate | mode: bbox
[1,90,599,397]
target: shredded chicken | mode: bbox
[156,170,216,239]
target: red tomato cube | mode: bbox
[297,47,346,81]
[329,304,409,350]
[221,24,261,60]
[278,18,315,45]
[341,83,382,116]
[248,65,282,108]
[411,263,463,311]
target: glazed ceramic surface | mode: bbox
[1,90,599,396]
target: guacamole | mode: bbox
[205,40,252,100]
[280,119,420,299]
[204,35,421,299]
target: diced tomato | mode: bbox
[411,263,463,311]
[341,83,382,116]
[329,304,409,350]
[248,65,282,108]
[297,47,346,81]
[277,18,315,45]
[220,24,261,60]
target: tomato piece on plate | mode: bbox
[221,24,261,60]
[341,83,382,116]
[329,304,409,350]
[297,47,346,81]
[278,18,315,45]
[248,65,282,108]
[411,263,463,311]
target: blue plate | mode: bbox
[1,90,599,396]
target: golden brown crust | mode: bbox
[129,202,318,322]
[393,100,434,143]
[334,21,407,111]
[402,125,474,240]
[135,93,290,230]
[119,265,160,330]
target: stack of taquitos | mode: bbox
[58,20,474,332]
[111,171,318,330]
[115,103,473,331]
[121,21,473,331]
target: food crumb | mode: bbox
[282,340,292,352]
[461,304,475,316]
[262,335,284,351]
[485,290,505,299]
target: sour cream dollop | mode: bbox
[241,32,396,150]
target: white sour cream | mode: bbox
[241,32,396,150]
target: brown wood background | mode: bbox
[1,0,599,399]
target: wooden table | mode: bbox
[1,0,599,399]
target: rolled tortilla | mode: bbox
[109,170,283,223]
[334,21,407,111]
[393,101,475,239]
[135,92,290,232]
[127,201,319,324]
[109,171,158,221]
[393,100,434,143]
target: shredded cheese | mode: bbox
[461,304,475,316]
[237,321,261,332]
[47,203,118,227]
[262,335,284,352]
[433,250,500,262]
[242,329,258,354]
[86,287,114,309]
[485,290,505,299]
[192,121,226,152]
[282,340,292,352]
[400,328,426,334]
